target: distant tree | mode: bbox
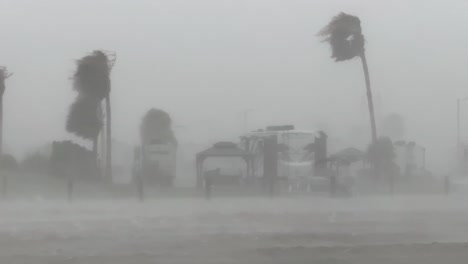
[72,50,116,181]
[381,113,405,141]
[140,108,177,146]
[0,67,13,156]
[318,13,377,143]
[50,141,97,180]
[50,140,98,201]
[0,153,18,197]
[139,109,177,187]
[21,152,49,174]
[0,154,18,172]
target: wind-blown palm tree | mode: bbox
[66,95,103,157]
[0,67,13,156]
[318,13,377,142]
[73,50,116,182]
[140,108,177,146]
[140,108,177,187]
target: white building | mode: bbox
[394,141,426,176]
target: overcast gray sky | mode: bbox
[1,0,468,172]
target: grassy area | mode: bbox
[0,171,451,201]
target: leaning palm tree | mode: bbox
[318,13,377,142]
[73,50,116,182]
[0,67,13,156]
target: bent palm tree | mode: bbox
[73,50,116,182]
[0,67,13,156]
[318,13,377,142]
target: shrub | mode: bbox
[21,152,50,174]
[0,154,18,171]
[50,140,99,181]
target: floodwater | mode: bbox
[0,195,468,263]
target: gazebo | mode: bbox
[328,147,365,166]
[195,142,254,188]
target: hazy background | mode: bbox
[1,0,467,174]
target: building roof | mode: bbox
[244,129,319,138]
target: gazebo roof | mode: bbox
[329,147,365,163]
[196,142,253,161]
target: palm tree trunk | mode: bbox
[105,95,112,183]
[67,174,73,202]
[92,135,100,179]
[0,96,3,156]
[0,97,7,198]
[92,136,98,160]
[360,52,377,142]
[2,173,7,198]
[360,52,381,183]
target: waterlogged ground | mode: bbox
[0,196,468,263]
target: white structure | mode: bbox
[394,141,426,176]
[240,126,319,182]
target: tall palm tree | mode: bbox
[318,13,377,142]
[0,67,13,156]
[73,50,116,182]
[104,53,116,183]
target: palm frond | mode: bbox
[101,50,117,71]
[0,67,6,80]
[0,67,13,80]
[0,66,13,96]
[73,50,112,99]
[140,108,177,145]
[66,95,103,141]
[318,12,365,62]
